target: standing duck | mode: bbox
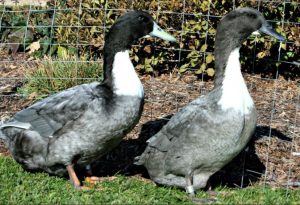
[0,10,176,188]
[135,8,284,195]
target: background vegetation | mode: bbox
[0,0,299,86]
[18,57,102,98]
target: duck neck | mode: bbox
[213,32,241,87]
[102,30,143,98]
[214,34,253,114]
[112,50,143,97]
[102,46,143,98]
[102,30,132,86]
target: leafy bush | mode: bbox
[1,0,299,79]
[0,5,54,55]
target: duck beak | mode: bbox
[149,22,177,42]
[259,22,285,41]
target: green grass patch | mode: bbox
[18,58,102,99]
[1,155,299,204]
[0,156,191,204]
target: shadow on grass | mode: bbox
[87,116,291,189]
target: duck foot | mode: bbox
[85,176,117,183]
[185,176,217,204]
[66,164,91,190]
[67,164,81,188]
[186,185,195,197]
[185,176,195,196]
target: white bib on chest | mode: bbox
[218,48,254,115]
[112,51,144,97]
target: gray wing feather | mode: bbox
[7,82,100,137]
[147,100,202,151]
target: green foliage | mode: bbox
[0,6,53,55]
[1,0,299,79]
[18,57,102,99]
[1,155,300,204]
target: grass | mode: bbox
[18,58,102,99]
[1,155,299,204]
[0,156,191,204]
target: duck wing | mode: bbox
[135,97,208,166]
[146,98,207,152]
[2,82,104,138]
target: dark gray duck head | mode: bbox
[214,7,285,87]
[105,10,176,49]
[102,10,176,87]
[218,7,284,42]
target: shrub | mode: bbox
[1,0,299,80]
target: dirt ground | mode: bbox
[0,51,299,189]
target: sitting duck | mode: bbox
[135,8,284,195]
[0,10,176,188]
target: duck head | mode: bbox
[102,11,176,92]
[105,10,176,52]
[218,7,285,45]
[214,8,285,87]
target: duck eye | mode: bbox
[138,15,146,22]
[247,13,256,19]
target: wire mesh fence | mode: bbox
[0,0,299,194]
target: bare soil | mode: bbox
[0,51,299,189]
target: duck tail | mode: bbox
[0,122,6,141]
[133,155,143,165]
[133,146,150,166]
[0,132,6,141]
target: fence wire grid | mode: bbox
[0,0,299,195]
